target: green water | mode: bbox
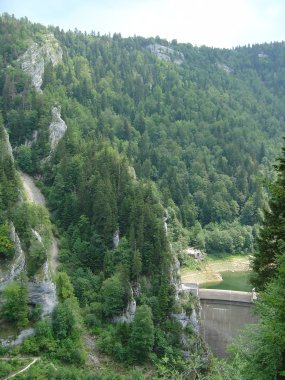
[202,271,252,292]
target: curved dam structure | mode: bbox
[182,285,258,357]
[199,289,258,357]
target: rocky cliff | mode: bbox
[0,223,25,291]
[18,33,62,92]
[147,43,184,65]
[49,105,67,150]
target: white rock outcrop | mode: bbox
[18,33,62,92]
[1,328,35,347]
[0,223,25,291]
[216,62,232,74]
[28,259,57,317]
[28,231,57,316]
[147,44,184,65]
[3,128,14,162]
[49,105,67,150]
[113,230,120,248]
[113,286,136,323]
[113,299,136,323]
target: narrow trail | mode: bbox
[20,173,46,206]
[20,172,58,271]
[2,357,39,380]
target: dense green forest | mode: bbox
[1,12,285,378]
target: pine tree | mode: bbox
[2,279,29,328]
[129,305,154,363]
[131,249,142,281]
[252,143,285,290]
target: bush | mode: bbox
[100,274,127,318]
[16,145,34,173]
[129,305,154,363]
[27,237,46,276]
[0,222,14,259]
[1,279,29,328]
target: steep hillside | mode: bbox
[1,13,285,378]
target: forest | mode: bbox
[0,12,285,379]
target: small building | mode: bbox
[185,247,205,260]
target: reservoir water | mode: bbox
[201,271,252,292]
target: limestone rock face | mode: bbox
[49,105,67,150]
[128,166,137,180]
[147,44,184,65]
[113,299,136,323]
[113,286,136,323]
[170,250,182,301]
[172,308,199,332]
[113,230,120,248]
[3,128,14,162]
[18,33,62,92]
[216,62,232,74]
[172,308,200,357]
[0,223,25,291]
[28,261,57,317]
[28,231,57,316]
[1,328,35,347]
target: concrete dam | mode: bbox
[183,285,258,356]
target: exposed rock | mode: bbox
[181,282,199,297]
[113,299,136,323]
[216,62,232,74]
[49,105,67,150]
[27,230,57,316]
[28,261,57,317]
[147,44,184,65]
[128,166,137,180]
[0,223,25,290]
[3,128,14,162]
[32,229,43,244]
[18,33,62,92]
[25,130,38,147]
[1,328,35,347]
[258,53,269,59]
[132,282,141,298]
[189,308,199,333]
[172,307,200,358]
[113,230,120,249]
[163,209,169,234]
[173,309,199,331]
[113,286,136,323]
[170,249,181,301]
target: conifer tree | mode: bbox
[252,142,285,290]
[129,305,154,363]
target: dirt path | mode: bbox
[181,256,251,285]
[20,173,46,206]
[3,357,39,380]
[20,172,58,271]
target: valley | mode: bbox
[0,12,285,379]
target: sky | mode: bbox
[1,0,285,48]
